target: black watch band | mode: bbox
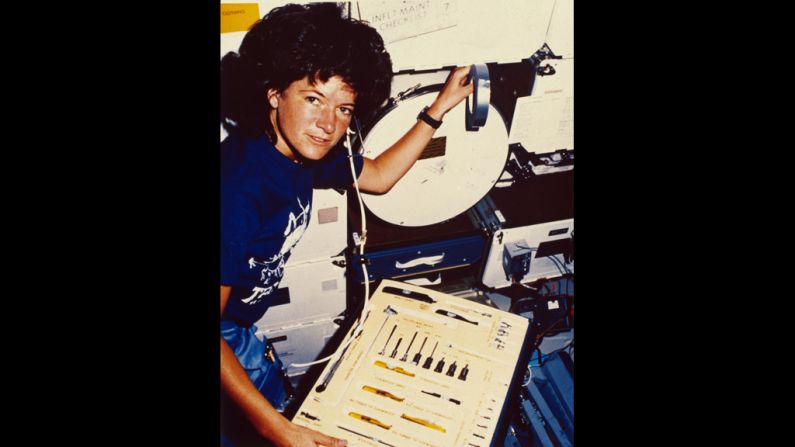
[417,106,443,129]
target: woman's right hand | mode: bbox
[426,65,475,120]
[271,420,347,447]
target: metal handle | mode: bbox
[395,253,445,269]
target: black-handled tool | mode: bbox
[317,305,396,392]
[400,331,417,362]
[412,336,428,365]
[300,411,320,421]
[423,341,438,369]
[337,425,397,447]
[458,363,469,381]
[421,390,461,405]
[315,339,352,393]
[446,361,457,377]
[436,309,478,325]
[378,324,397,356]
[434,357,445,373]
[390,337,402,359]
[383,286,437,304]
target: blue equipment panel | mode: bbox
[352,234,484,283]
[521,351,574,447]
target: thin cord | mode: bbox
[349,119,371,338]
[533,313,568,347]
[290,125,371,368]
[526,336,574,371]
[547,255,565,275]
[549,254,571,274]
[522,362,533,387]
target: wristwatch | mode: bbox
[417,106,443,129]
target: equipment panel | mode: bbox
[293,279,530,447]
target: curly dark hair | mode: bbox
[221,3,393,141]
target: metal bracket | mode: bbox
[392,83,422,105]
[506,143,574,182]
[525,43,563,77]
[527,43,562,66]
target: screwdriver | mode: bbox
[400,331,418,362]
[390,337,402,359]
[337,425,396,447]
[400,413,446,433]
[300,411,320,421]
[412,336,428,365]
[315,335,353,393]
[378,324,397,356]
[421,389,461,405]
[362,385,404,402]
[374,360,415,377]
[422,341,438,369]
[349,411,391,430]
[435,308,478,325]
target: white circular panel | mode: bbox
[361,92,509,227]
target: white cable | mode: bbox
[289,127,371,369]
[522,363,533,387]
[346,127,370,339]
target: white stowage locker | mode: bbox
[286,188,348,264]
[481,219,574,288]
[253,255,347,330]
[257,318,343,382]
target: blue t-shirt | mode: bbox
[221,134,363,325]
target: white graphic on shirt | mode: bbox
[241,197,311,305]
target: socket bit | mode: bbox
[446,361,457,377]
[458,364,469,381]
[434,357,445,373]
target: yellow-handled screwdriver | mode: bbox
[374,360,415,377]
[362,385,405,402]
[349,411,392,430]
[400,413,446,433]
